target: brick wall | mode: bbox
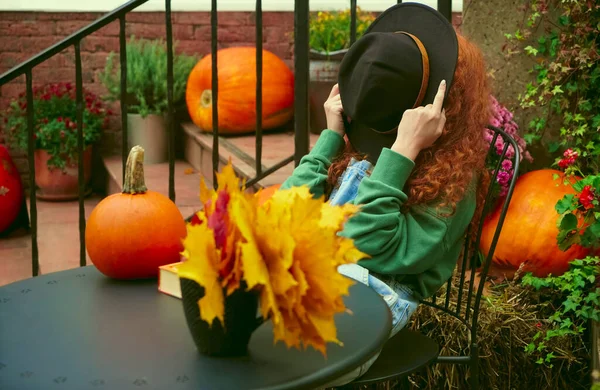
[0,11,295,187]
[0,11,462,187]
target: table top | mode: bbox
[0,266,391,390]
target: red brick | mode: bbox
[264,26,292,44]
[126,12,168,24]
[80,52,111,71]
[84,82,110,98]
[124,22,194,41]
[176,40,211,56]
[0,52,31,72]
[173,13,210,26]
[0,12,37,21]
[32,67,93,84]
[126,22,166,39]
[216,25,257,43]
[452,12,463,29]
[264,42,293,60]
[36,12,100,21]
[218,12,253,26]
[262,12,294,27]
[55,20,92,36]
[0,20,55,36]
[0,83,27,100]
[97,20,121,37]
[193,25,211,41]
[80,36,120,53]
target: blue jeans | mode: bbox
[319,263,420,388]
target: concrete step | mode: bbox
[181,122,320,189]
[102,156,203,219]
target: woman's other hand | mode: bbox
[392,80,447,161]
[324,84,346,137]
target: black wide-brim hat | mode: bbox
[338,2,458,163]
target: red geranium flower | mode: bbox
[578,185,596,210]
[558,148,578,169]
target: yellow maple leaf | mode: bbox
[320,202,360,231]
[178,223,224,325]
[253,186,365,355]
[199,176,212,205]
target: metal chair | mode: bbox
[342,125,521,389]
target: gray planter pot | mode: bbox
[127,114,168,164]
[309,49,348,135]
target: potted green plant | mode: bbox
[308,8,375,134]
[1,82,109,201]
[99,37,198,164]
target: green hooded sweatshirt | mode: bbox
[281,130,476,299]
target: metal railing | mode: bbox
[0,0,453,277]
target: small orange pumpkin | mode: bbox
[256,184,281,206]
[186,47,294,134]
[480,169,590,278]
[85,146,187,279]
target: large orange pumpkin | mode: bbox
[85,146,187,279]
[0,145,24,234]
[480,169,590,278]
[186,47,294,134]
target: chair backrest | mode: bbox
[421,125,520,344]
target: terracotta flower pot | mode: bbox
[34,147,92,201]
[180,278,261,357]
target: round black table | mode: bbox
[0,266,391,390]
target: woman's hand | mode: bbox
[391,80,447,161]
[324,84,346,137]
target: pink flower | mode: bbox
[501,159,513,171]
[497,170,511,186]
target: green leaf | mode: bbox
[525,45,539,56]
[552,85,564,95]
[536,358,544,365]
[563,299,579,313]
[590,221,600,237]
[560,213,578,231]
[536,342,546,352]
[525,342,536,353]
[555,195,575,214]
[559,15,569,26]
[548,141,560,153]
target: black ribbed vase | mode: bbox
[180,278,260,357]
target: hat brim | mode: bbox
[344,3,458,164]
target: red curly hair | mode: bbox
[327,33,491,223]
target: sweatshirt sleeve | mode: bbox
[341,148,451,275]
[280,130,345,198]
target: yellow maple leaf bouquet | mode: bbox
[178,162,367,357]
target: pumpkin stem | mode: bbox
[200,90,212,108]
[122,145,148,194]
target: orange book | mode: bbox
[158,262,182,299]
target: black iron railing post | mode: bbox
[119,15,128,182]
[25,70,39,277]
[438,0,452,22]
[211,0,219,188]
[75,43,86,268]
[350,0,357,45]
[294,0,310,166]
[255,0,263,178]
[165,0,175,202]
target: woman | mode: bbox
[280,3,490,385]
